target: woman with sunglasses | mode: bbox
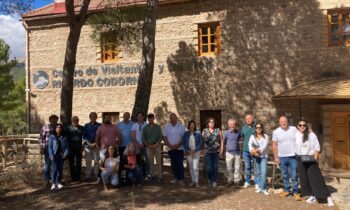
[295,120,335,206]
[248,123,269,195]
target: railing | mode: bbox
[0,134,40,171]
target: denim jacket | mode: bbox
[183,131,202,152]
[48,135,69,158]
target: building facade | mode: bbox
[23,0,350,170]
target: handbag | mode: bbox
[299,155,315,163]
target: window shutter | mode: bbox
[322,12,329,47]
[198,27,202,56]
[215,24,221,55]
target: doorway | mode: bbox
[200,110,221,131]
[331,112,350,170]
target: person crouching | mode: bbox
[124,143,142,187]
[100,145,120,191]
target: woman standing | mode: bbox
[183,120,202,187]
[100,145,120,191]
[48,124,69,190]
[202,118,222,188]
[248,123,269,195]
[295,120,335,206]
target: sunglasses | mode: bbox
[298,124,306,127]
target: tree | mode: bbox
[131,0,159,120]
[0,39,15,110]
[60,0,91,127]
[0,0,33,14]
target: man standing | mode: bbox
[131,112,150,178]
[241,113,257,188]
[272,116,301,201]
[96,114,120,161]
[117,112,134,168]
[66,116,84,182]
[163,113,186,185]
[222,119,241,186]
[38,114,59,186]
[117,112,134,183]
[83,112,101,181]
[142,114,163,184]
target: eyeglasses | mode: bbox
[255,127,262,129]
[298,124,306,127]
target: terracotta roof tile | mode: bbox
[273,77,350,99]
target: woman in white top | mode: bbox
[295,120,334,207]
[100,145,120,191]
[248,123,269,195]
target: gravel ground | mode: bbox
[0,167,339,210]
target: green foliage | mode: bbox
[10,62,25,82]
[87,5,144,48]
[0,39,26,135]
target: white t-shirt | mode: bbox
[295,131,320,155]
[272,126,298,157]
[104,156,120,173]
[162,122,186,150]
[131,122,147,145]
[248,134,269,157]
[189,134,196,151]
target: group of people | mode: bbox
[39,112,335,206]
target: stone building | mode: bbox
[22,0,350,170]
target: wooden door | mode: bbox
[331,112,350,170]
[200,110,221,131]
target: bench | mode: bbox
[322,168,350,184]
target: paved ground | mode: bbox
[0,165,345,210]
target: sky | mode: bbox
[0,0,53,60]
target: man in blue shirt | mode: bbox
[83,112,101,181]
[116,112,134,180]
[221,119,241,186]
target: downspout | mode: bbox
[22,21,31,134]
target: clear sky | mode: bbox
[33,0,54,9]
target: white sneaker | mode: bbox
[170,179,178,184]
[327,197,335,207]
[306,196,316,204]
[261,190,269,196]
[243,182,249,188]
[50,184,56,190]
[255,188,261,193]
[56,184,63,189]
[212,182,217,188]
[255,184,259,190]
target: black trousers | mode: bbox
[69,149,82,181]
[297,159,330,199]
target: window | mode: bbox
[328,9,350,46]
[198,22,221,56]
[101,40,120,63]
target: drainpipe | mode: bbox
[22,21,31,134]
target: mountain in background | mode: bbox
[10,62,25,82]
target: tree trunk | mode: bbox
[60,0,90,127]
[131,0,159,121]
[60,27,82,127]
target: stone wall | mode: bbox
[27,0,350,133]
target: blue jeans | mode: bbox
[52,154,63,184]
[141,148,150,177]
[101,171,119,186]
[44,146,52,182]
[168,150,185,180]
[280,156,298,193]
[127,166,142,185]
[205,153,219,183]
[253,157,267,190]
[243,150,257,184]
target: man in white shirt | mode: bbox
[272,116,301,201]
[163,113,186,185]
[131,112,150,178]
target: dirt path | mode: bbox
[0,167,339,210]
